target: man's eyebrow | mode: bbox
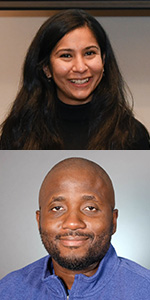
[47,196,66,205]
[82,195,98,201]
[82,195,104,204]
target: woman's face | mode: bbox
[46,26,105,105]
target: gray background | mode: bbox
[0,15,150,131]
[0,150,150,279]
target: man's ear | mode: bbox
[112,209,118,235]
[36,210,40,230]
[43,65,52,79]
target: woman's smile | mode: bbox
[69,77,90,84]
[49,26,104,105]
[69,77,92,88]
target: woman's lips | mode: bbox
[69,77,92,87]
[70,78,89,84]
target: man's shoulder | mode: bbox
[118,256,150,283]
[0,255,49,287]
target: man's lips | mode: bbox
[58,236,89,247]
[56,232,94,247]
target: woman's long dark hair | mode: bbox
[0,9,149,149]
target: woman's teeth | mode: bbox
[70,78,89,84]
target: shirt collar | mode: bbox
[41,244,119,297]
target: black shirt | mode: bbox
[56,98,150,150]
[57,98,91,150]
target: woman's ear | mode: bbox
[43,65,52,79]
[102,54,105,66]
[102,54,105,76]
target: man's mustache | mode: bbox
[55,231,94,240]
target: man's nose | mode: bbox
[72,56,88,73]
[62,211,86,230]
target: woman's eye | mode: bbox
[85,51,95,56]
[60,53,72,58]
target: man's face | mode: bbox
[36,167,117,271]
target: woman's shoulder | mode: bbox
[132,118,150,150]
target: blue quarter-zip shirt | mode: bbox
[0,244,150,299]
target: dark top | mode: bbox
[56,98,150,150]
[57,98,90,150]
[0,98,149,150]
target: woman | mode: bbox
[0,9,149,149]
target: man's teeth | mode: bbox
[70,78,89,84]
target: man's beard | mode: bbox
[39,223,113,271]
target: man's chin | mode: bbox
[53,257,92,271]
[52,251,100,271]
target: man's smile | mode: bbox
[58,236,89,247]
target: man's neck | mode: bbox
[52,259,100,290]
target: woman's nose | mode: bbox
[62,211,86,230]
[72,56,88,73]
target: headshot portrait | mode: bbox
[0,150,150,299]
[0,9,150,149]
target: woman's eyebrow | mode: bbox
[55,45,100,55]
[84,45,100,50]
[55,48,73,54]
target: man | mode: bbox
[0,157,150,299]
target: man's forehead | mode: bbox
[39,158,115,208]
[40,160,109,192]
[45,158,109,181]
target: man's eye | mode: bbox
[85,206,97,211]
[51,206,63,212]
